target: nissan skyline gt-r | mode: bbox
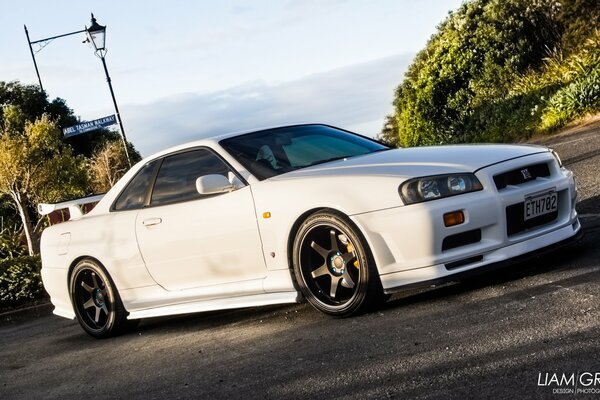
[38,124,581,338]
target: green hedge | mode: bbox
[0,256,45,308]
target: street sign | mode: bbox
[63,115,117,138]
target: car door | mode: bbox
[135,148,267,291]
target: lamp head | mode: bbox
[86,13,106,51]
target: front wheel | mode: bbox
[70,259,135,338]
[292,212,383,316]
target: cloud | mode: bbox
[122,53,412,156]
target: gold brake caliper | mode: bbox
[347,242,359,268]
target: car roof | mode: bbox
[143,123,328,161]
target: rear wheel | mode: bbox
[292,211,384,316]
[70,259,135,338]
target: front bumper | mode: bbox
[380,219,581,293]
[350,152,580,292]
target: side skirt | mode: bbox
[127,291,300,320]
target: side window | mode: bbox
[113,160,159,211]
[150,149,232,206]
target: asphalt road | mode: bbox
[2,121,600,400]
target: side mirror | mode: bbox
[196,174,234,195]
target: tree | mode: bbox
[376,114,400,147]
[0,81,141,160]
[0,81,141,256]
[393,0,565,146]
[89,138,131,193]
[0,107,88,255]
[0,81,76,131]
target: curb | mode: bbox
[0,302,53,326]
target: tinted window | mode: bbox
[219,125,388,180]
[283,135,374,167]
[150,149,231,206]
[113,160,159,211]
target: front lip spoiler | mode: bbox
[383,227,584,294]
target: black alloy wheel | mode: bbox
[292,211,384,316]
[70,259,134,338]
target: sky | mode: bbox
[1,0,463,156]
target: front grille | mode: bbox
[494,163,550,190]
[442,229,481,251]
[506,196,560,236]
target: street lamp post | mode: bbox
[25,25,88,93]
[24,25,45,92]
[85,14,131,167]
[24,13,132,167]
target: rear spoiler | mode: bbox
[38,194,105,220]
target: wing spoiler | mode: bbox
[38,194,105,220]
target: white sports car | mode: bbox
[39,124,580,338]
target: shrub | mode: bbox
[391,2,600,145]
[540,65,600,130]
[395,0,564,146]
[0,225,27,259]
[0,256,45,308]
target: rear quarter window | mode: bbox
[113,160,160,211]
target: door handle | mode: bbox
[142,218,162,227]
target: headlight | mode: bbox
[399,173,483,205]
[550,149,563,168]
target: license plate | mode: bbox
[524,190,557,221]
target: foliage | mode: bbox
[559,0,600,50]
[0,81,142,258]
[390,0,600,146]
[540,65,600,129]
[67,128,142,161]
[89,138,132,193]
[537,32,600,130]
[0,80,141,161]
[0,110,89,255]
[0,194,20,231]
[0,225,27,259]
[376,114,400,147]
[0,81,144,310]
[0,256,44,306]
[0,81,76,133]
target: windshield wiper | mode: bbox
[309,155,351,167]
[294,148,390,170]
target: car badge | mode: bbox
[521,168,532,180]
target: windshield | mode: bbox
[219,125,389,180]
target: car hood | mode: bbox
[272,144,548,180]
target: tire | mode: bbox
[292,211,384,316]
[70,259,136,338]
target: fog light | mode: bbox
[444,211,465,227]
